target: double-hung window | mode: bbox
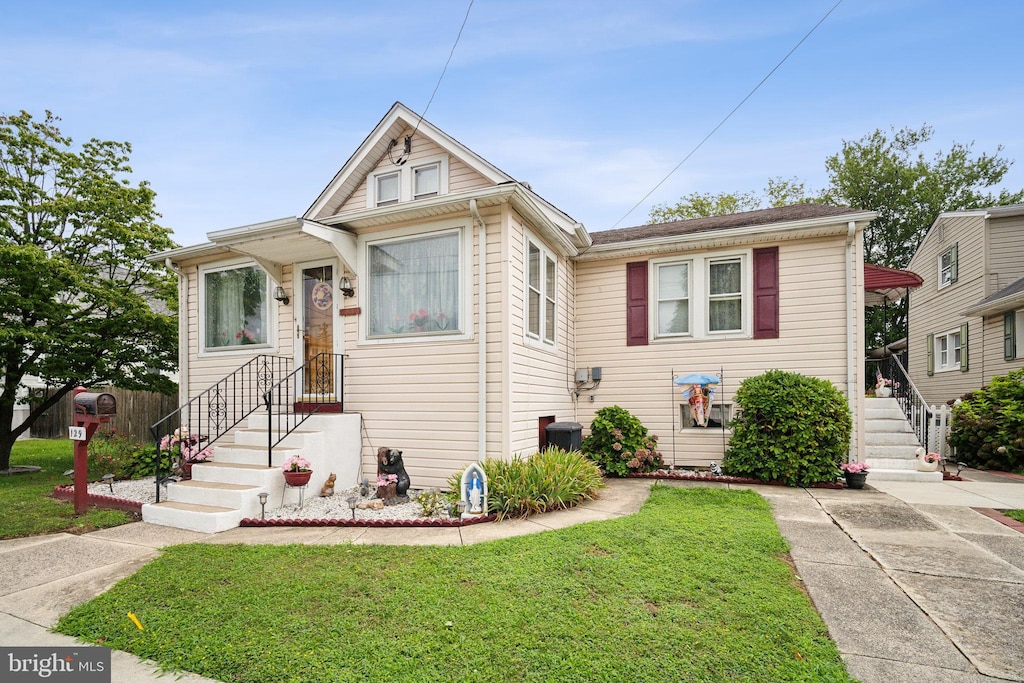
[526,238,556,345]
[413,163,440,199]
[367,230,461,339]
[708,257,743,333]
[202,263,270,351]
[375,172,400,207]
[656,262,690,336]
[936,330,962,371]
[938,244,958,288]
[652,253,748,340]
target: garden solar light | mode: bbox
[102,473,115,493]
[347,495,358,520]
[456,500,467,517]
[258,492,268,520]
[64,469,74,479]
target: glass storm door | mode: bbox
[300,264,336,397]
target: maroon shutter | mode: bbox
[752,247,779,339]
[626,261,648,346]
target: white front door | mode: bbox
[293,260,341,398]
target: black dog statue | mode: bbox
[377,447,411,497]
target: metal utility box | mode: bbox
[73,392,117,416]
[545,421,582,451]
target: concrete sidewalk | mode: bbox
[1,476,1021,682]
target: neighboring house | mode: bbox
[151,102,874,493]
[906,205,1024,406]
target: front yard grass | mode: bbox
[1006,510,1024,524]
[0,439,133,539]
[56,486,852,682]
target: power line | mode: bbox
[411,0,475,141]
[610,1,842,230]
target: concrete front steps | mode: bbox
[863,397,942,483]
[142,419,324,534]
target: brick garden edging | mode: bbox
[239,514,497,528]
[972,508,1024,535]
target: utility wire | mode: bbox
[410,0,475,141]
[610,0,842,230]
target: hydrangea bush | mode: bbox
[581,405,663,477]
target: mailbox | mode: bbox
[74,392,117,416]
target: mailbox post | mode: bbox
[70,387,117,515]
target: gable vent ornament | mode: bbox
[387,136,412,166]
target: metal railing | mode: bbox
[868,355,942,455]
[263,353,346,466]
[150,355,292,502]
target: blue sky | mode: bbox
[3,0,1023,245]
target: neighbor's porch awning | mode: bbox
[864,263,923,306]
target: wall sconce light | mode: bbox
[273,286,290,305]
[340,276,354,298]
[258,492,268,520]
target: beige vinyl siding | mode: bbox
[574,235,860,467]
[907,215,987,405]
[987,214,1024,294]
[184,257,294,400]
[981,312,1024,385]
[342,209,505,489]
[507,211,577,456]
[335,130,492,215]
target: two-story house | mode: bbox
[906,205,1024,406]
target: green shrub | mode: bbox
[448,447,605,520]
[948,369,1024,471]
[580,405,663,476]
[722,370,851,486]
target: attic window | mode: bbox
[414,163,439,199]
[376,172,400,206]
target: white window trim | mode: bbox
[651,250,751,341]
[197,258,276,357]
[938,244,957,290]
[366,154,449,208]
[654,260,692,339]
[524,232,558,351]
[356,219,472,346]
[935,329,962,372]
[706,255,746,335]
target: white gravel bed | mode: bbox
[86,478,448,521]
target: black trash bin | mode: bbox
[545,421,582,451]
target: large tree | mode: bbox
[648,126,1024,349]
[0,111,177,470]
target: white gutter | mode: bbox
[165,257,188,407]
[470,198,487,462]
[845,221,857,462]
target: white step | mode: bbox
[863,469,944,483]
[865,431,922,447]
[866,407,909,420]
[866,445,921,459]
[232,428,323,449]
[865,457,922,470]
[192,461,282,487]
[866,418,914,433]
[165,480,266,517]
[211,443,304,467]
[142,501,243,534]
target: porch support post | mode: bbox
[302,221,358,274]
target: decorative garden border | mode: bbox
[628,471,845,489]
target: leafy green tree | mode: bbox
[648,176,819,223]
[0,111,177,470]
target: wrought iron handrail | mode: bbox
[263,353,346,466]
[150,355,292,502]
[869,355,932,451]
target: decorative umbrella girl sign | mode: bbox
[673,373,720,428]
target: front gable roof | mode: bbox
[305,102,513,222]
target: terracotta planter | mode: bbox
[180,460,193,480]
[283,470,312,487]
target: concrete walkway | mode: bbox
[0,476,1021,682]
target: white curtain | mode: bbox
[368,232,459,337]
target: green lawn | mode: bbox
[56,486,852,682]
[1007,510,1024,524]
[0,439,133,539]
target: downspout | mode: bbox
[470,199,487,462]
[845,222,857,462]
[165,258,188,408]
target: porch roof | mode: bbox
[963,275,1024,317]
[864,263,923,306]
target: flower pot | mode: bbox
[875,386,891,398]
[377,482,397,503]
[916,456,940,472]
[844,471,868,489]
[283,470,312,487]
[180,460,193,480]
